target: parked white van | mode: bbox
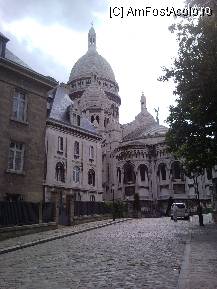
[171,202,190,220]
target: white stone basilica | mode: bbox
[45,27,212,214]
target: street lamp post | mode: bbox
[112,184,115,221]
[193,173,200,204]
[126,196,129,218]
[193,171,204,226]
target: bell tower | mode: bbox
[88,24,96,51]
[140,92,147,112]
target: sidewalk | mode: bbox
[178,216,217,289]
[0,218,130,255]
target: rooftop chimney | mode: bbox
[0,32,9,58]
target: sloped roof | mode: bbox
[48,85,98,134]
[5,48,31,69]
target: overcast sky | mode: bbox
[0,0,186,125]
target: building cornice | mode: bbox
[47,118,102,141]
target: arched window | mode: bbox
[89,146,94,160]
[88,169,95,186]
[139,164,148,182]
[91,115,95,123]
[171,161,182,179]
[73,166,80,183]
[90,195,95,202]
[123,162,135,184]
[117,167,121,183]
[158,163,167,181]
[56,162,65,182]
[74,141,79,158]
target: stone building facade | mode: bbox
[44,84,103,205]
[59,26,212,212]
[0,32,57,202]
[1,26,212,213]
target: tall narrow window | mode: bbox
[58,137,63,152]
[117,168,121,183]
[139,164,148,182]
[158,163,166,181]
[171,161,182,179]
[12,90,27,122]
[56,162,65,182]
[89,146,94,160]
[73,166,80,183]
[90,195,95,202]
[74,141,79,158]
[8,141,25,172]
[88,169,95,186]
[123,162,135,184]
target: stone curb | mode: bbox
[0,219,131,255]
[176,229,192,289]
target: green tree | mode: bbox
[160,0,217,176]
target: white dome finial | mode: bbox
[88,24,96,51]
[141,92,146,112]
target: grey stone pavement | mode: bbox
[0,219,129,254]
[0,215,216,289]
[178,215,217,289]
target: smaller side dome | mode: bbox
[80,81,108,109]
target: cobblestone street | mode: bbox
[0,218,193,289]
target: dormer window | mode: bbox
[72,113,81,126]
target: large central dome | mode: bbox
[69,49,116,82]
[69,26,116,83]
[68,26,120,106]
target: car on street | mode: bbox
[171,202,190,220]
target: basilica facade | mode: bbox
[45,26,213,213]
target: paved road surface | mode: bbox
[0,218,191,289]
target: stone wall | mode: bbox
[0,63,56,202]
